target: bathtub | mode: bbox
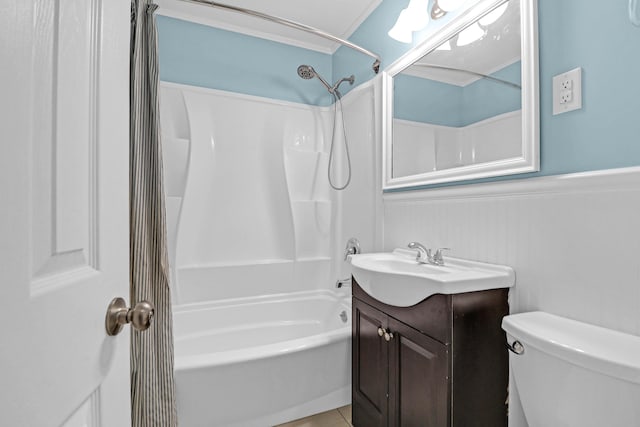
[173,290,352,427]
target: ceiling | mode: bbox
[154,0,382,54]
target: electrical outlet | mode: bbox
[560,79,572,90]
[553,67,582,115]
[560,90,573,104]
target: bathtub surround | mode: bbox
[160,82,337,303]
[159,80,379,425]
[130,2,177,425]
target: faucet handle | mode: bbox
[344,237,361,260]
[433,248,451,265]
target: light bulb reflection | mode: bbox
[479,2,508,26]
[456,22,485,46]
[436,40,452,51]
[388,0,430,43]
[388,9,414,43]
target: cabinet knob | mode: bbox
[378,327,385,337]
[384,331,394,341]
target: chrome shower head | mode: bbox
[297,64,332,92]
[297,64,316,80]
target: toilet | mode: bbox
[502,311,640,427]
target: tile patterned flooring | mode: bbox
[275,405,352,427]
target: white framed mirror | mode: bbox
[383,0,539,190]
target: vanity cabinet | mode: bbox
[352,278,509,427]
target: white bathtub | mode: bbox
[173,290,352,427]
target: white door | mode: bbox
[0,0,131,425]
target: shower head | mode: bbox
[297,64,332,92]
[297,64,315,80]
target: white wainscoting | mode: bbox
[383,167,640,426]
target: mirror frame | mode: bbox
[382,0,539,190]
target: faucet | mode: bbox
[408,242,432,264]
[407,242,450,266]
[432,248,450,266]
[344,237,361,260]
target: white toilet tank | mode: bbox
[502,312,640,427]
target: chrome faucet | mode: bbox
[432,248,450,266]
[408,242,450,266]
[408,242,432,264]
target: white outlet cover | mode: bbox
[553,67,582,115]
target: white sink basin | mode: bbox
[349,249,515,307]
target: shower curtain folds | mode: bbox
[130,1,178,426]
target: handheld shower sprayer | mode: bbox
[296,65,354,99]
[296,64,356,190]
[297,65,332,93]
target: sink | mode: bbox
[349,249,515,307]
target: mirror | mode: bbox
[383,0,539,190]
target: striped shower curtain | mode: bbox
[130,1,178,426]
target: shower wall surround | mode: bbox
[159,80,381,304]
[160,82,338,304]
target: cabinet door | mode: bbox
[388,318,449,427]
[353,299,389,427]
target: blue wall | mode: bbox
[156,16,334,106]
[332,0,640,190]
[157,0,640,189]
[394,61,521,127]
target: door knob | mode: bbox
[105,297,155,336]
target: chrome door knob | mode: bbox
[105,297,155,336]
[378,327,385,337]
[384,331,394,342]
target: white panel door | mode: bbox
[0,0,131,425]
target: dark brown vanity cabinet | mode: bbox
[352,279,509,427]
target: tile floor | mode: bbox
[275,405,352,427]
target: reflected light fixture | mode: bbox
[388,0,430,43]
[431,0,473,19]
[388,9,414,43]
[479,2,509,26]
[456,22,485,46]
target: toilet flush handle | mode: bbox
[506,340,524,355]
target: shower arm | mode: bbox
[178,0,382,74]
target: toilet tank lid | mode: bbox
[502,311,640,385]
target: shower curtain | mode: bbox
[130,1,178,426]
